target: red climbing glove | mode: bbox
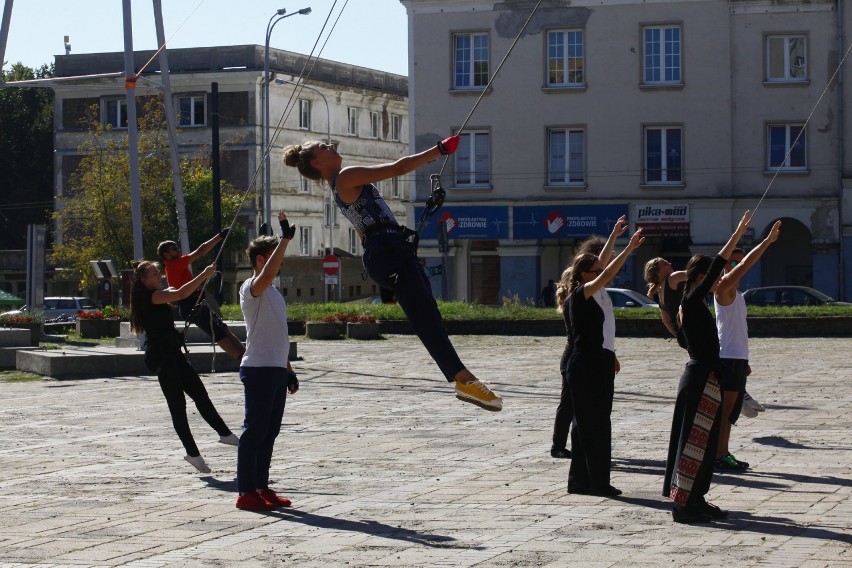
[437,135,460,155]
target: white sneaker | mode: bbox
[184,454,211,473]
[219,433,239,446]
[740,403,758,419]
[743,391,765,412]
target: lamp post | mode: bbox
[263,6,311,228]
[274,78,334,299]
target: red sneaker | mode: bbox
[236,491,276,511]
[259,488,292,508]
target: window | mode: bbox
[348,228,358,255]
[391,114,402,141]
[645,126,682,183]
[300,177,310,194]
[644,25,681,84]
[324,202,338,226]
[178,95,205,126]
[105,99,128,129]
[547,29,584,86]
[454,32,489,89]
[347,107,358,135]
[455,131,490,186]
[299,227,312,256]
[548,128,585,184]
[299,99,311,130]
[370,111,381,139]
[768,124,806,170]
[767,35,807,82]
[391,177,401,199]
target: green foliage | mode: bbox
[50,95,246,288]
[0,62,55,248]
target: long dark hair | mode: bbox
[129,260,159,333]
[682,254,714,298]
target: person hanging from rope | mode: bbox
[157,232,245,361]
[662,210,751,524]
[282,138,502,411]
[129,260,239,474]
[235,211,300,511]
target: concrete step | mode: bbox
[16,345,240,380]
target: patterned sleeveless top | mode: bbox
[333,183,398,233]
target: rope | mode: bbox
[438,0,545,177]
[751,38,852,216]
[135,0,210,78]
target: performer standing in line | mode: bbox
[282,138,502,411]
[158,232,245,361]
[235,212,300,511]
[663,210,751,523]
[551,217,628,459]
[129,260,239,474]
[713,221,782,472]
[560,226,644,497]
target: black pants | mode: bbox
[552,341,574,451]
[149,349,231,457]
[662,359,723,507]
[567,349,615,490]
[177,295,228,342]
[363,232,463,382]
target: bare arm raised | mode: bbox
[152,263,216,305]
[716,219,782,303]
[583,229,645,299]
[598,215,628,266]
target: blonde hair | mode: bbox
[283,141,323,181]
[644,257,666,299]
[555,253,598,312]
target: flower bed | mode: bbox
[75,305,127,338]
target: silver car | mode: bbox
[605,288,659,309]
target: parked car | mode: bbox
[605,288,659,309]
[0,297,99,320]
[742,286,852,307]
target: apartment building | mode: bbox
[401,0,851,303]
[50,45,408,302]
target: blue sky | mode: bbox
[2,0,409,76]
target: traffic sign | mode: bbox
[322,254,340,275]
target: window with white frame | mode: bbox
[547,29,584,87]
[348,228,358,255]
[643,25,681,84]
[324,201,338,226]
[454,131,490,186]
[454,32,489,89]
[391,114,402,141]
[391,176,401,198]
[766,35,807,82]
[178,95,205,126]
[298,99,311,130]
[347,107,358,135]
[370,111,381,139]
[299,226,312,256]
[104,99,128,129]
[768,124,806,170]
[548,128,585,184]
[644,126,682,183]
[300,177,310,194]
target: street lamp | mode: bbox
[263,6,311,228]
[274,78,334,300]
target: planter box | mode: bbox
[346,322,380,340]
[0,322,40,346]
[76,319,122,339]
[305,321,343,340]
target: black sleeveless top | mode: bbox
[138,288,181,348]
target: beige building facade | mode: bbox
[401,0,851,303]
[50,45,409,303]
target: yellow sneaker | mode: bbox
[455,379,503,411]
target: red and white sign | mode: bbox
[322,254,340,276]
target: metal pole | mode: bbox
[122,0,144,260]
[0,0,14,78]
[152,0,190,253]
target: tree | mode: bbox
[51,95,247,289]
[0,62,54,249]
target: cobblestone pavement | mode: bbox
[0,336,850,567]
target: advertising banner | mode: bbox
[415,206,510,240]
[513,204,629,239]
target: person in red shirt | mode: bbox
[157,231,245,360]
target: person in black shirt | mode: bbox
[561,227,644,497]
[662,210,751,523]
[129,260,238,474]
